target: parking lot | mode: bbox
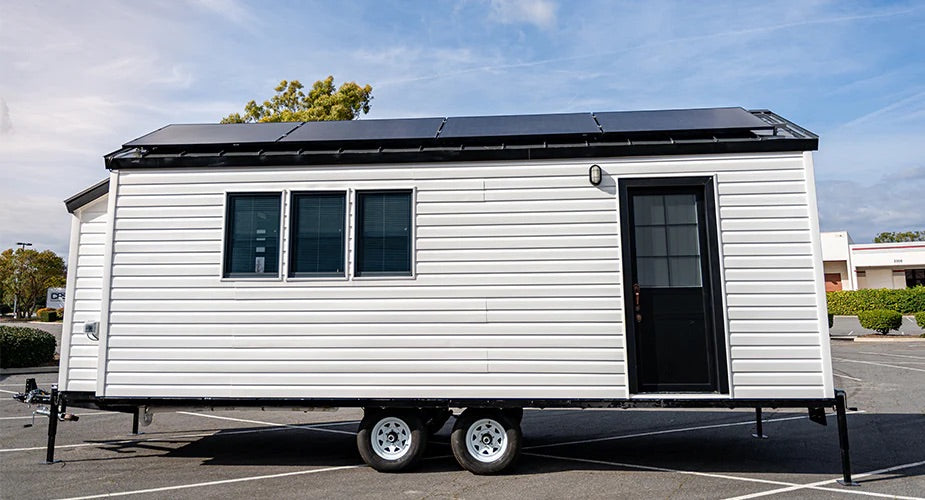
[1,340,923,499]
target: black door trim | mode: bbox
[619,176,729,394]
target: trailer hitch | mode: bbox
[12,379,81,462]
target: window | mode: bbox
[355,191,412,276]
[289,192,346,277]
[224,193,281,277]
[633,193,702,288]
[907,269,925,288]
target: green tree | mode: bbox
[873,231,925,243]
[0,248,66,319]
[221,77,373,123]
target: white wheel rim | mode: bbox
[465,418,508,463]
[370,417,413,460]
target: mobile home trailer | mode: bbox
[22,107,856,480]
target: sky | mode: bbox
[1,0,923,256]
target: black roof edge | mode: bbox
[65,178,109,213]
[104,109,818,170]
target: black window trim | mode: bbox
[222,192,284,279]
[353,189,415,278]
[287,190,348,279]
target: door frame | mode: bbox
[618,176,729,394]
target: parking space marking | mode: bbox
[56,463,366,500]
[858,351,925,361]
[833,373,863,382]
[0,388,20,394]
[725,459,925,500]
[833,358,925,373]
[177,412,358,436]
[0,412,111,420]
[524,411,861,450]
[525,452,797,488]
[0,418,356,453]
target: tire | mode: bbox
[357,409,428,472]
[451,409,522,475]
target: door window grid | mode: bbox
[633,194,702,288]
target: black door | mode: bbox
[620,178,728,394]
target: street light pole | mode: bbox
[12,242,32,318]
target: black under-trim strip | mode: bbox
[59,392,837,412]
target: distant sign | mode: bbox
[47,288,66,309]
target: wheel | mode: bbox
[451,409,522,475]
[357,409,428,472]
[424,408,453,434]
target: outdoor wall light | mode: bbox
[589,164,602,186]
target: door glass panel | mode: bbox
[637,257,670,287]
[669,256,702,287]
[667,225,700,256]
[634,226,667,257]
[633,195,666,225]
[633,193,702,288]
[665,194,697,223]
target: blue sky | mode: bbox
[1,0,923,256]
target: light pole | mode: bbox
[12,242,32,318]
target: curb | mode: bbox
[852,336,925,343]
[0,366,59,376]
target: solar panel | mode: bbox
[124,123,301,147]
[439,113,600,139]
[280,117,444,143]
[594,107,772,134]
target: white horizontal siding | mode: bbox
[62,197,107,391]
[98,152,828,400]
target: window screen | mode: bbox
[224,194,281,277]
[290,193,346,276]
[356,191,412,276]
[633,194,702,288]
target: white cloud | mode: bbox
[488,0,557,29]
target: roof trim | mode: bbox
[104,109,817,170]
[65,178,109,213]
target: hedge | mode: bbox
[0,326,57,368]
[827,287,925,315]
[36,307,58,322]
[857,309,903,334]
[915,311,925,329]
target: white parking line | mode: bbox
[833,358,925,373]
[177,412,358,436]
[859,351,925,361]
[524,411,862,450]
[0,388,20,394]
[0,418,359,453]
[56,463,366,500]
[724,459,925,500]
[833,373,863,382]
[0,412,112,421]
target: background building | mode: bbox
[821,231,925,291]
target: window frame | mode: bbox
[353,189,415,278]
[221,192,284,280]
[287,191,349,279]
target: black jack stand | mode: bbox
[132,407,140,435]
[45,386,59,464]
[835,389,859,486]
[751,407,768,439]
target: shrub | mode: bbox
[827,287,925,315]
[36,308,57,322]
[55,308,64,318]
[915,311,925,329]
[0,304,11,316]
[857,309,902,334]
[0,326,57,368]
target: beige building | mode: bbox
[821,231,925,291]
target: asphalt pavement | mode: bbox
[1,341,923,499]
